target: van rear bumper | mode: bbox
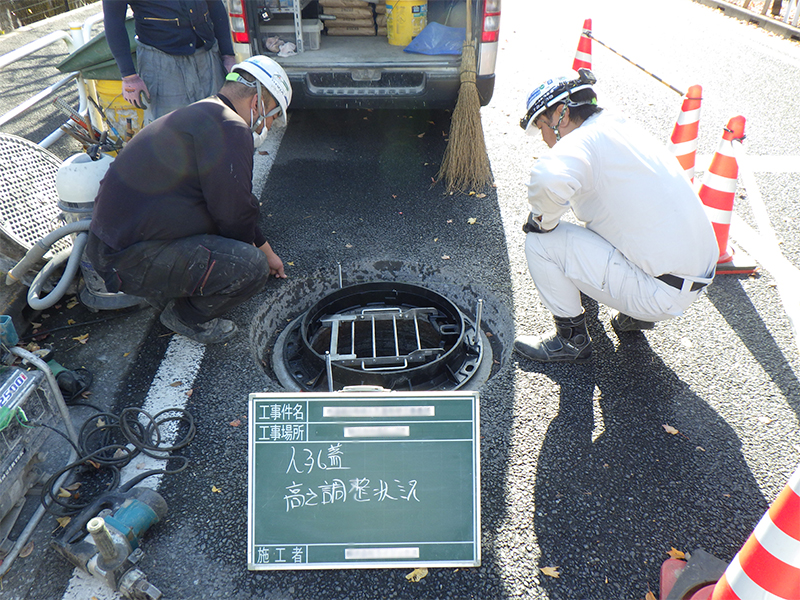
[285,72,495,110]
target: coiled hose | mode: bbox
[5,219,91,310]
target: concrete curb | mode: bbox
[693,0,800,40]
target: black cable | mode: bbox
[39,406,196,515]
[18,305,145,342]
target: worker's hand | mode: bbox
[222,55,237,73]
[257,241,287,278]
[122,74,150,109]
[522,212,557,234]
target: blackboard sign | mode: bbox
[247,390,480,570]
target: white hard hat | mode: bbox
[520,68,597,134]
[229,55,292,124]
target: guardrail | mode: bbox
[0,11,104,148]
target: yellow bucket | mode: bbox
[87,79,145,146]
[386,0,427,47]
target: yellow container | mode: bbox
[386,0,427,47]
[87,79,145,147]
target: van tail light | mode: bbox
[481,0,500,44]
[228,0,250,43]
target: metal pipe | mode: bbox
[0,30,74,70]
[473,299,483,346]
[337,262,343,288]
[325,352,334,392]
[0,72,79,128]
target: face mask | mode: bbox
[253,125,269,149]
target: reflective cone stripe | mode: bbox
[572,19,592,71]
[711,464,800,600]
[698,115,745,264]
[668,84,702,182]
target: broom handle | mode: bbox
[465,0,472,44]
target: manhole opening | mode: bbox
[270,282,493,392]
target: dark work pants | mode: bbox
[86,233,270,325]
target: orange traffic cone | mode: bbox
[572,19,592,72]
[698,115,757,274]
[711,463,800,600]
[668,84,703,183]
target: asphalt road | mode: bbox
[2,1,800,599]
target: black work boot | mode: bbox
[159,301,238,344]
[611,311,655,336]
[514,313,592,364]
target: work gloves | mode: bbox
[222,55,237,72]
[122,74,150,109]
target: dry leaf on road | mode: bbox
[230,419,241,427]
[663,424,679,435]
[540,566,560,578]
[212,485,221,493]
[667,547,685,560]
[72,333,89,344]
[405,568,428,582]
[19,540,34,558]
[645,591,657,600]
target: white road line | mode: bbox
[60,119,288,600]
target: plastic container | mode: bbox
[386,0,427,47]
[261,18,323,51]
[0,315,19,347]
[87,79,145,142]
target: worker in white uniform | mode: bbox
[514,69,718,364]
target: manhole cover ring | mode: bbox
[270,282,493,392]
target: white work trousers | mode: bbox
[524,222,711,321]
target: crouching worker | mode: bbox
[86,56,292,344]
[514,69,718,364]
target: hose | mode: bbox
[27,231,88,311]
[5,219,91,286]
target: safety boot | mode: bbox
[160,302,238,345]
[611,311,655,335]
[514,313,592,364]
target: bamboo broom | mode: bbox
[437,0,492,193]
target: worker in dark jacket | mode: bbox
[86,56,293,344]
[103,0,237,122]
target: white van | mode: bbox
[226,0,500,109]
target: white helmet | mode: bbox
[520,68,597,134]
[228,55,292,125]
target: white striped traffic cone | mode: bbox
[711,463,800,600]
[572,19,592,72]
[668,84,702,183]
[697,115,757,274]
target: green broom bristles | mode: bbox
[437,23,493,193]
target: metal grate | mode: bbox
[0,134,71,258]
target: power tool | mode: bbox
[53,486,167,600]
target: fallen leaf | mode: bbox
[96,417,106,428]
[186,389,193,397]
[645,592,657,600]
[442,255,451,260]
[287,261,295,266]
[446,219,453,223]
[72,333,89,344]
[757,416,773,424]
[468,191,476,196]
[19,540,34,558]
[540,566,560,578]
[56,516,71,528]
[345,244,353,248]
[58,488,72,498]
[405,568,428,582]
[169,381,183,387]
[31,322,42,328]
[433,237,438,242]
[476,193,487,198]
[663,424,679,435]
[230,419,241,427]
[467,217,477,225]
[136,462,146,470]
[66,298,79,309]
[211,485,221,493]
[417,133,425,138]
[67,319,75,325]
[123,352,130,357]
[63,482,81,491]
[696,446,706,452]
[667,547,685,560]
